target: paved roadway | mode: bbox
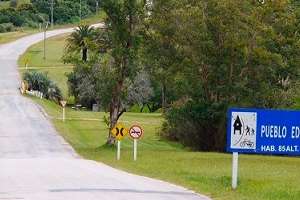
[0,27,210,200]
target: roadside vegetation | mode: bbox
[19,21,300,200]
[0,0,99,33]
[0,0,104,45]
[0,28,36,44]
[19,33,71,97]
[54,0,300,150]
[17,1,300,199]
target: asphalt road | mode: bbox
[0,27,211,200]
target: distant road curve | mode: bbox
[0,24,211,200]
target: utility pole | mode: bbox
[50,0,54,29]
[96,0,99,14]
[79,0,82,20]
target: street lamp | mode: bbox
[43,22,49,60]
[50,0,54,28]
[79,0,82,20]
[96,0,99,14]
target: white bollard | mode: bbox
[232,152,239,190]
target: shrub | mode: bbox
[0,22,15,33]
[9,0,18,8]
[66,65,98,108]
[161,100,227,151]
[23,71,62,102]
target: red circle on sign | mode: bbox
[129,125,143,139]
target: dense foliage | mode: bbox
[147,0,300,151]
[64,0,146,144]
[64,0,300,150]
[0,0,97,33]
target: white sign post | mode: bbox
[129,125,143,161]
[229,111,257,190]
[117,140,121,160]
[133,139,137,161]
[232,152,239,190]
[111,123,128,161]
[60,100,67,122]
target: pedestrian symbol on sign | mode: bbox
[230,112,257,150]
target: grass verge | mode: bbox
[0,29,38,44]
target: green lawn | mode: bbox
[0,29,38,44]
[20,34,300,200]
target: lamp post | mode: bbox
[96,0,99,14]
[79,0,82,20]
[43,22,49,60]
[50,0,54,28]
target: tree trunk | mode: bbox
[82,48,88,62]
[107,80,123,145]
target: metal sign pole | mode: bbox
[133,139,137,161]
[232,152,239,190]
[117,140,121,160]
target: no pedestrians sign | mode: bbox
[129,125,143,140]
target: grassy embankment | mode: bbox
[18,34,300,200]
[0,0,105,45]
[0,0,35,44]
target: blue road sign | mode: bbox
[227,108,300,155]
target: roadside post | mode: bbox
[60,100,67,122]
[111,123,128,160]
[129,125,144,161]
[24,58,29,70]
[227,108,300,190]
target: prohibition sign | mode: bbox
[129,125,143,139]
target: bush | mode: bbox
[9,0,18,8]
[161,100,227,151]
[23,71,62,102]
[0,22,15,32]
[66,65,98,108]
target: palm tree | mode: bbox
[66,25,95,62]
